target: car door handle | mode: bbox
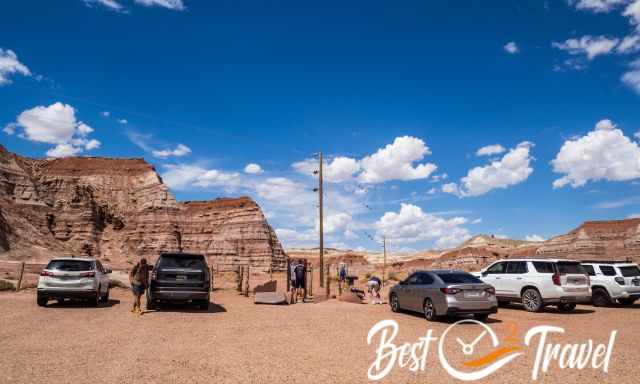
[495,277,502,280]
[516,277,523,280]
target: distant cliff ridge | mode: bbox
[0,145,286,271]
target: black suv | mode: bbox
[147,252,211,310]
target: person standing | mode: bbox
[129,258,149,315]
[289,259,298,304]
[367,275,382,305]
[338,261,348,291]
[292,259,306,304]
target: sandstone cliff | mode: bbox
[0,145,286,271]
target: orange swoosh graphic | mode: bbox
[462,346,522,368]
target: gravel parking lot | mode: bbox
[1,288,639,384]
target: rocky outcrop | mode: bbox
[0,145,286,271]
[536,219,640,263]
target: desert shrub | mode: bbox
[0,279,15,291]
[387,272,401,282]
[364,272,372,279]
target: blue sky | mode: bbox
[2,0,640,252]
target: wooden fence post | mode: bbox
[325,264,330,298]
[243,266,250,297]
[210,265,215,291]
[337,266,342,296]
[16,262,25,292]
[237,265,243,292]
[308,266,313,298]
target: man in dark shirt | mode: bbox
[291,259,306,304]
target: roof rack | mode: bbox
[580,259,633,264]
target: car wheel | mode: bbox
[522,288,543,312]
[198,300,209,310]
[497,300,510,307]
[423,298,437,321]
[618,298,636,306]
[102,289,110,303]
[592,288,612,307]
[473,313,489,322]
[146,298,156,311]
[37,294,48,307]
[557,303,576,312]
[90,288,100,307]
[390,293,400,312]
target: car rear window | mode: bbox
[533,262,555,274]
[46,260,92,271]
[619,266,640,277]
[582,265,596,276]
[158,254,206,269]
[599,265,617,276]
[557,262,585,275]
[436,273,482,284]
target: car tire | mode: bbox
[390,293,400,313]
[198,300,209,310]
[146,299,156,311]
[423,298,437,321]
[102,289,110,303]
[557,303,576,312]
[473,313,489,322]
[618,298,636,306]
[37,295,48,307]
[521,288,543,312]
[497,300,510,307]
[592,288,612,307]
[90,288,100,307]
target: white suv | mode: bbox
[477,259,591,312]
[581,261,640,307]
[37,257,112,307]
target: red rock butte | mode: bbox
[0,145,286,271]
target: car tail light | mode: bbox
[615,277,625,286]
[552,273,561,286]
[485,287,495,295]
[81,271,95,278]
[440,287,461,295]
[40,270,54,277]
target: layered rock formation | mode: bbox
[537,219,640,263]
[0,145,286,271]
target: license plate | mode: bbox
[464,290,482,298]
[175,275,187,281]
[568,277,584,285]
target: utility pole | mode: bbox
[318,152,325,288]
[382,236,387,287]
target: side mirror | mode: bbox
[105,268,112,274]
[481,270,488,277]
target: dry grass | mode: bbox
[0,279,15,291]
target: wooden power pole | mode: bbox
[318,152,325,288]
[382,236,387,287]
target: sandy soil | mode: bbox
[1,288,639,384]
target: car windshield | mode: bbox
[436,273,482,284]
[46,260,92,272]
[158,255,205,269]
[557,262,585,275]
[619,266,640,277]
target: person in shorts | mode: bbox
[292,259,306,303]
[129,258,149,315]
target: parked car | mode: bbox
[146,252,211,310]
[476,259,591,312]
[389,269,498,322]
[581,261,640,307]
[37,257,111,307]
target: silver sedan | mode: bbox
[389,269,498,321]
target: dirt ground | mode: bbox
[1,288,639,384]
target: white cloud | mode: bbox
[503,41,520,54]
[84,0,124,11]
[0,48,31,86]
[244,163,263,174]
[134,0,185,10]
[476,144,506,156]
[552,119,640,188]
[552,35,620,60]
[525,234,545,242]
[117,118,128,124]
[374,203,470,249]
[101,111,110,117]
[569,0,628,13]
[321,212,352,235]
[471,218,482,224]
[622,58,640,93]
[293,156,360,182]
[624,0,640,27]
[627,213,640,218]
[358,136,437,183]
[152,143,191,158]
[4,102,101,157]
[161,164,242,191]
[443,142,535,197]
[427,187,437,195]
[617,34,640,53]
